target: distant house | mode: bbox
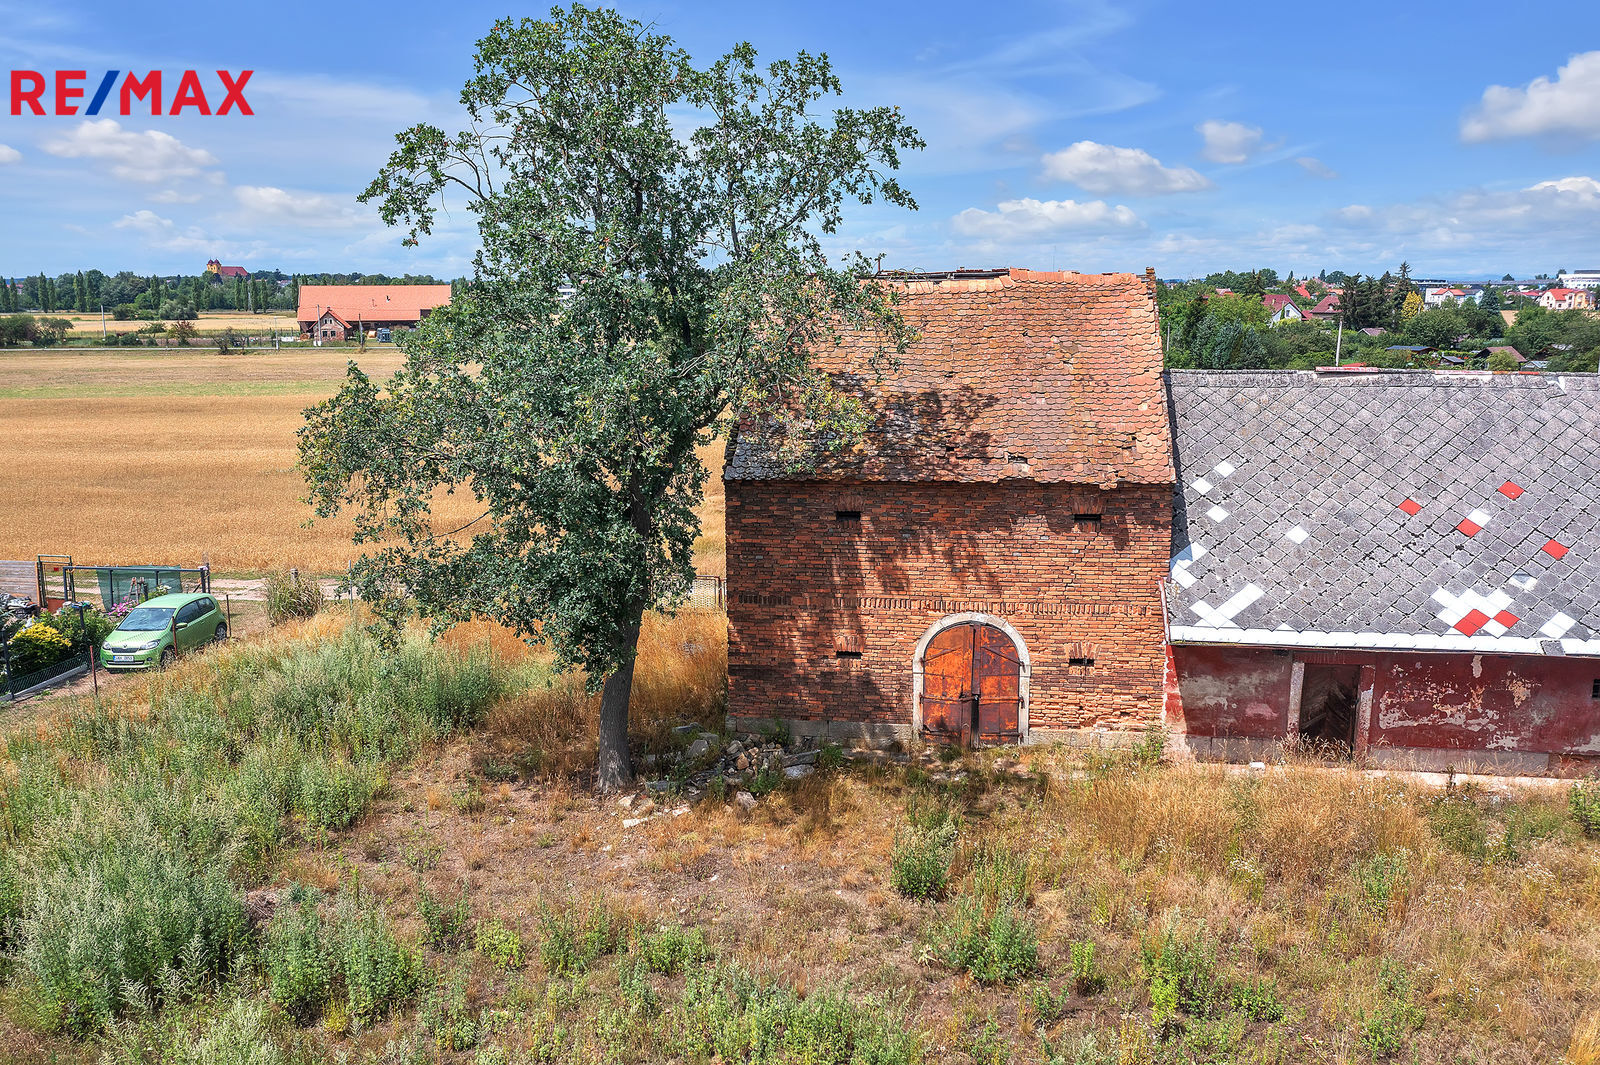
[1308,294,1341,320]
[1360,327,1387,337]
[1424,286,1469,308]
[1262,294,1306,325]
[296,284,453,341]
[1386,345,1437,355]
[1538,288,1594,311]
[205,258,249,280]
[1480,346,1525,365]
[1439,354,1466,366]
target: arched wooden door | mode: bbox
[920,622,1022,745]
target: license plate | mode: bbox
[112,655,135,664]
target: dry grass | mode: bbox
[0,349,727,575]
[52,310,297,336]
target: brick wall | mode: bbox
[725,478,1172,740]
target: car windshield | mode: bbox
[117,605,175,631]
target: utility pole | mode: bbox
[100,303,106,341]
[1334,316,1344,366]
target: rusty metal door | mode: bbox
[920,622,1021,745]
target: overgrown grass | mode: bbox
[0,617,504,1035]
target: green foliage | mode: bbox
[5,623,76,676]
[1,626,499,1034]
[264,891,332,1024]
[18,832,248,1035]
[419,967,479,1051]
[1069,939,1107,996]
[1360,961,1425,1058]
[474,917,526,970]
[304,2,924,789]
[1355,849,1410,910]
[1139,921,1224,1024]
[1129,725,1167,768]
[891,824,954,900]
[1230,976,1285,1022]
[928,897,1038,984]
[968,841,1030,905]
[418,880,472,950]
[676,963,922,1065]
[262,571,324,625]
[1487,350,1521,372]
[538,898,626,974]
[1570,778,1600,838]
[334,897,421,1023]
[634,922,711,974]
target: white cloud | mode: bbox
[0,144,20,165]
[151,189,203,204]
[234,185,364,227]
[952,197,1142,240]
[1041,141,1210,196]
[1294,156,1338,179]
[1197,120,1263,164]
[1462,51,1600,142]
[41,119,218,183]
[112,209,224,253]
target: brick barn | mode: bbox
[1164,369,1600,776]
[724,269,1174,745]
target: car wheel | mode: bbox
[213,622,228,643]
[159,648,176,670]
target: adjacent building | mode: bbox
[1164,369,1600,776]
[296,284,453,341]
[1538,288,1594,311]
[205,259,249,280]
[1262,293,1306,325]
[724,269,1174,746]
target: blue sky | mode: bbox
[3,0,1600,280]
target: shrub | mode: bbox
[1356,849,1410,911]
[164,998,288,1065]
[1571,779,1600,838]
[634,922,711,974]
[1360,961,1424,1058]
[295,757,384,832]
[18,834,248,1035]
[263,571,324,625]
[419,880,472,951]
[5,623,76,677]
[264,892,333,1023]
[928,897,1038,984]
[1139,921,1224,1024]
[677,963,921,1065]
[419,967,479,1051]
[891,825,953,900]
[969,841,1030,905]
[1230,976,1285,1022]
[333,899,420,1023]
[474,918,525,970]
[538,898,625,974]
[1069,939,1106,996]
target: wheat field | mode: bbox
[0,349,726,575]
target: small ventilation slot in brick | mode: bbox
[1593,678,1600,699]
[1068,657,1095,668]
[834,633,863,661]
[835,510,861,523]
[1074,513,1103,529]
[835,649,863,659]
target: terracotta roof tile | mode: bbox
[726,269,1174,487]
[296,284,452,324]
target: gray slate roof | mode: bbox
[1166,369,1600,655]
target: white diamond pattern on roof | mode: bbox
[1285,525,1308,544]
[1191,477,1214,495]
[1207,505,1229,522]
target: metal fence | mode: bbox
[688,575,725,609]
[2,647,89,702]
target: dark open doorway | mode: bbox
[1299,664,1361,755]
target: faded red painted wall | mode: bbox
[725,480,1171,735]
[1171,643,1600,765]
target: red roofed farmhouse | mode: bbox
[296,284,453,341]
[723,269,1174,746]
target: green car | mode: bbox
[100,592,228,671]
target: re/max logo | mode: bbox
[8,70,253,116]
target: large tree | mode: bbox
[298,5,922,790]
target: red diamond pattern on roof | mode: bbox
[1457,518,1482,537]
[1498,481,1524,499]
[1493,610,1518,628]
[1398,498,1422,516]
[1543,539,1570,560]
[1454,609,1491,636]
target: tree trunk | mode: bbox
[594,607,644,793]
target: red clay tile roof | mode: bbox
[726,269,1173,487]
[214,264,250,278]
[1310,294,1341,314]
[296,284,452,325]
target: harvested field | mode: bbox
[0,349,727,575]
[53,310,297,336]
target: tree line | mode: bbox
[0,268,463,320]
